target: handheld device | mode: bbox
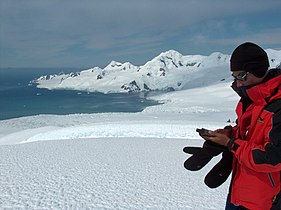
[196,128,214,137]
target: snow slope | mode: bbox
[0,80,238,209]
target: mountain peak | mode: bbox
[105,61,123,69]
[159,49,183,57]
[154,50,184,62]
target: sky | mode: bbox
[1,0,281,69]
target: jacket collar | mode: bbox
[246,69,281,105]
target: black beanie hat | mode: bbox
[230,42,269,78]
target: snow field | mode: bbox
[0,81,237,209]
[0,137,229,209]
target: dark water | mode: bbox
[0,68,160,120]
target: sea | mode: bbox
[0,68,160,120]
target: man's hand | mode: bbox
[214,128,232,137]
[204,131,230,147]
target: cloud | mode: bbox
[1,0,281,67]
[210,28,281,47]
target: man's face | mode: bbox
[232,70,265,88]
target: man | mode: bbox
[184,42,281,209]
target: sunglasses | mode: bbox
[232,71,249,81]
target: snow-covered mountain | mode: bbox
[32,49,281,93]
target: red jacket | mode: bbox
[228,69,281,210]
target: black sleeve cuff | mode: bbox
[227,138,239,152]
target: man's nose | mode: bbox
[236,80,243,87]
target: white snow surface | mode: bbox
[0,80,240,209]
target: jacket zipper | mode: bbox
[268,173,275,187]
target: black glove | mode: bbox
[204,151,233,188]
[183,141,226,171]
